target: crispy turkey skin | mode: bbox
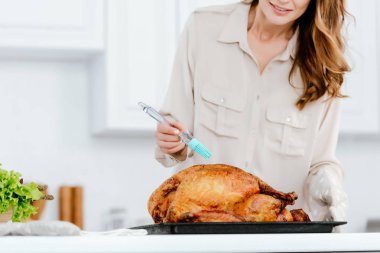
[148,164,310,223]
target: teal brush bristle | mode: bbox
[188,138,211,160]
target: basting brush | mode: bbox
[138,102,211,160]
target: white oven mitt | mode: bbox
[305,167,348,232]
[0,220,147,236]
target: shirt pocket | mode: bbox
[199,84,246,138]
[264,107,309,156]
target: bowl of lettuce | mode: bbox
[0,163,53,222]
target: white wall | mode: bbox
[337,136,380,232]
[0,60,173,230]
[0,59,379,232]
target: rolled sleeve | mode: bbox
[309,97,344,179]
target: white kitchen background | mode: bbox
[0,0,379,232]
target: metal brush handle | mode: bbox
[138,102,168,124]
[138,102,192,145]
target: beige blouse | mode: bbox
[155,2,344,213]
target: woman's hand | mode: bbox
[156,122,187,156]
[305,167,348,231]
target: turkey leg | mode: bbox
[256,177,298,205]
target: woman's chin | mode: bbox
[266,16,294,26]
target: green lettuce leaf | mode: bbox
[0,163,43,222]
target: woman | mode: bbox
[155,0,349,223]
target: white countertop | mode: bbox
[1,233,380,253]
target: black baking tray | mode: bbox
[131,221,347,234]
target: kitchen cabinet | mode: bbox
[339,0,380,134]
[0,0,104,58]
[1,233,380,253]
[90,0,177,136]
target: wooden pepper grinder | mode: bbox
[59,186,83,229]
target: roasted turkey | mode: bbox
[148,164,310,223]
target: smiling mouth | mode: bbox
[269,2,292,13]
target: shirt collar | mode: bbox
[217,2,250,44]
[217,2,298,61]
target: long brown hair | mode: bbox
[248,0,351,110]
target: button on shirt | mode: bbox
[155,2,344,212]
